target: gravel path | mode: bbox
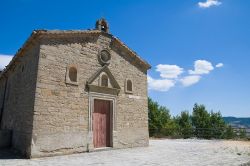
[0,139,249,166]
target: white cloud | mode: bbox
[148,60,223,92]
[156,64,183,79]
[0,54,13,70]
[180,75,201,87]
[189,60,214,75]
[148,75,175,92]
[198,0,222,8]
[216,63,223,68]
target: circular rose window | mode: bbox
[98,49,111,65]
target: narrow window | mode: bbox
[69,67,77,82]
[21,65,25,72]
[101,74,108,87]
[127,80,133,92]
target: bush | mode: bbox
[223,125,236,139]
[239,128,247,139]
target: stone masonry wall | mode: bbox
[31,34,149,157]
[0,43,40,157]
[0,77,7,116]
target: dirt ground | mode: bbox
[0,139,249,166]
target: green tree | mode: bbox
[148,99,238,140]
[175,111,193,138]
[192,103,211,138]
[148,98,171,137]
[164,117,180,137]
[210,111,226,139]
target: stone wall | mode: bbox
[31,33,149,157]
[0,77,6,117]
[0,43,40,157]
[31,35,95,157]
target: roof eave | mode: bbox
[0,30,43,79]
[0,29,151,80]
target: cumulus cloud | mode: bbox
[198,0,222,8]
[189,60,214,75]
[0,54,13,70]
[148,59,223,92]
[216,63,223,68]
[148,76,175,92]
[180,75,201,87]
[156,64,183,79]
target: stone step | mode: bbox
[0,130,12,148]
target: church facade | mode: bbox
[0,19,151,158]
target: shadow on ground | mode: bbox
[241,161,250,166]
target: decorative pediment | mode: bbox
[86,65,120,95]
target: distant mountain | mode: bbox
[223,117,250,128]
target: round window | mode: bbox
[98,49,111,65]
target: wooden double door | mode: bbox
[93,99,112,148]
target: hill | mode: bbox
[223,117,250,128]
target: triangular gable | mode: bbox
[87,65,120,89]
[86,65,121,95]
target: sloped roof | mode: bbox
[0,29,151,79]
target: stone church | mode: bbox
[0,19,151,158]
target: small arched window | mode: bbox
[66,65,78,85]
[101,74,108,87]
[125,79,133,94]
[69,67,77,82]
[127,80,133,92]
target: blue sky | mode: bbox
[0,0,249,117]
